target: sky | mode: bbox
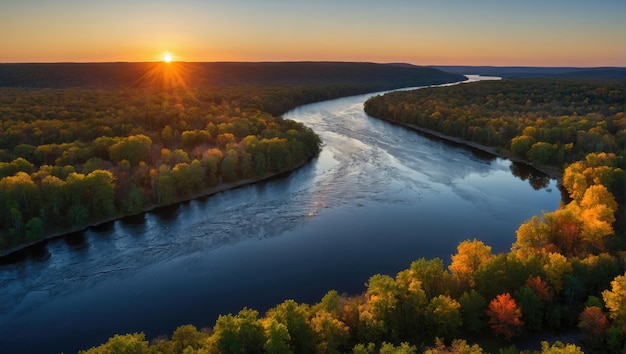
[1,0,624,66]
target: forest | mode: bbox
[78,78,625,353]
[0,62,465,254]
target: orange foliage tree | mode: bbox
[486,293,524,341]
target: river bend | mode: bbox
[0,76,560,353]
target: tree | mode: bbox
[363,274,401,342]
[423,338,485,354]
[602,275,625,329]
[511,216,551,259]
[449,239,494,288]
[403,258,450,299]
[510,135,536,158]
[578,306,609,348]
[170,324,205,353]
[515,286,544,331]
[379,342,417,354]
[83,169,116,219]
[538,341,584,354]
[459,291,486,334]
[78,333,150,354]
[25,217,45,241]
[310,309,349,354]
[424,295,462,339]
[265,300,314,354]
[264,319,292,354]
[486,293,524,341]
[542,252,573,292]
[108,134,152,166]
[211,308,266,354]
[527,141,557,165]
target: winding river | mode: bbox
[0,76,560,353]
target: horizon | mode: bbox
[1,1,624,67]
[0,61,624,69]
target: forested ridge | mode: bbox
[79,79,625,353]
[0,62,464,254]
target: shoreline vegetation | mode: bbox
[380,118,563,182]
[0,62,466,258]
[0,156,311,259]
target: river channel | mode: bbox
[0,76,561,353]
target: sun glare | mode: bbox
[163,53,173,63]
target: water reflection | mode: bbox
[509,162,551,190]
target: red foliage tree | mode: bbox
[578,306,609,346]
[525,275,553,302]
[486,293,524,341]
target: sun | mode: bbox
[163,53,173,63]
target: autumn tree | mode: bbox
[449,238,494,289]
[602,274,626,336]
[578,306,609,349]
[486,293,524,341]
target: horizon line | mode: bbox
[0,61,624,69]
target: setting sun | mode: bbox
[163,53,172,63]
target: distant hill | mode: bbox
[0,62,466,89]
[432,65,625,80]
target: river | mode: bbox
[0,76,560,353]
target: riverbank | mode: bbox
[0,157,312,259]
[374,115,563,182]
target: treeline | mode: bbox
[0,62,466,89]
[80,152,624,353]
[0,85,334,251]
[364,79,624,168]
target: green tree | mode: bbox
[264,319,292,354]
[25,217,45,241]
[527,141,557,165]
[79,333,150,354]
[459,291,486,334]
[515,286,544,331]
[265,300,314,354]
[211,308,265,354]
[170,324,205,353]
[310,309,349,354]
[424,295,462,339]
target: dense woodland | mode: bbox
[78,78,625,353]
[0,62,465,253]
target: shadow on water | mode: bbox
[64,232,89,250]
[151,203,181,222]
[90,220,116,234]
[0,241,51,266]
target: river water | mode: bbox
[0,76,560,353]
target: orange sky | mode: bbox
[1,1,624,66]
